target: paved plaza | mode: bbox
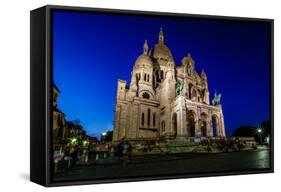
[53,147,270,182]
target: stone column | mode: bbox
[220,115,226,137]
[216,118,221,137]
[205,91,210,105]
[195,118,201,136]
[217,105,226,137]
[217,116,225,137]
[180,109,187,137]
[207,118,212,137]
[177,96,187,137]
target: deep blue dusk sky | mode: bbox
[53,11,271,137]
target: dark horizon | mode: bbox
[53,11,271,137]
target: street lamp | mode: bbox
[101,132,108,143]
[71,137,77,144]
[256,127,263,145]
[83,140,88,146]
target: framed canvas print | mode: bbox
[30,5,274,187]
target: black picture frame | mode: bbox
[30,5,274,187]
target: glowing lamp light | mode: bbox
[257,129,262,133]
[71,138,77,144]
[83,140,88,145]
[102,132,107,136]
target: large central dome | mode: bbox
[150,43,173,60]
[150,28,173,61]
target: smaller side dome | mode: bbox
[201,69,207,79]
[182,53,194,65]
[134,55,153,68]
[134,40,153,69]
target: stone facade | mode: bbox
[113,29,225,142]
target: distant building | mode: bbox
[86,135,99,144]
[113,29,225,142]
[53,84,67,145]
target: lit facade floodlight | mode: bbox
[102,132,107,136]
[258,129,262,133]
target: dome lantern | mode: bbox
[143,40,149,55]
[159,27,164,44]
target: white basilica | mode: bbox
[113,28,225,142]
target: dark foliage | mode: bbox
[232,120,271,144]
[232,125,256,137]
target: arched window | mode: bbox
[201,113,208,137]
[191,89,197,101]
[212,115,219,137]
[156,71,159,81]
[136,73,141,81]
[172,113,177,136]
[201,89,206,103]
[186,110,196,137]
[153,113,156,127]
[160,70,164,79]
[144,73,147,81]
[141,113,145,126]
[142,92,150,99]
[147,74,149,82]
[147,108,151,126]
[188,84,193,100]
[161,120,165,131]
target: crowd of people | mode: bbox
[202,137,255,152]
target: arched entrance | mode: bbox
[172,113,177,136]
[186,110,196,137]
[200,112,208,137]
[191,89,197,101]
[212,114,219,137]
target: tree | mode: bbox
[65,120,88,146]
[232,125,256,137]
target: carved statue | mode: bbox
[212,91,222,106]
[176,80,184,96]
